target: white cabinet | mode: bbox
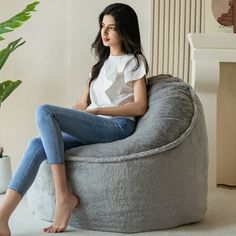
[188,33,236,188]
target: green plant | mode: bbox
[0,1,39,108]
[0,1,39,158]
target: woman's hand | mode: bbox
[72,100,88,111]
[72,86,89,111]
[85,108,99,115]
[72,103,85,111]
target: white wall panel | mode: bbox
[150,0,205,82]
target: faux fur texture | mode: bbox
[27,74,208,233]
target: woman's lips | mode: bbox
[103,37,110,42]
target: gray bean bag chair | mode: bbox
[27,74,208,233]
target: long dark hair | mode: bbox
[89,3,149,87]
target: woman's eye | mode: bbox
[109,26,116,30]
[101,25,116,31]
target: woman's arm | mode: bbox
[87,77,147,117]
[72,86,89,110]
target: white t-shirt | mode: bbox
[87,54,146,120]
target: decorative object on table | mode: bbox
[208,0,236,33]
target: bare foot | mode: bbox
[0,220,11,236]
[43,193,79,233]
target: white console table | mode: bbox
[188,33,236,189]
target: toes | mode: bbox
[43,225,55,233]
[58,225,66,232]
[52,227,59,233]
[43,225,51,232]
[43,225,66,233]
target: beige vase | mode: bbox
[0,155,12,194]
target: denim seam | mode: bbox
[42,107,63,164]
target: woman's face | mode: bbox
[101,15,122,54]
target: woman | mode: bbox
[0,3,149,235]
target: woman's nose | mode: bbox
[104,29,108,36]
[102,27,108,35]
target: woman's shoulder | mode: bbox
[125,54,146,70]
[123,54,147,83]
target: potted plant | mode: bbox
[0,147,12,193]
[0,1,39,193]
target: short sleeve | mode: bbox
[124,55,147,84]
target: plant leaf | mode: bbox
[0,80,22,106]
[0,1,39,40]
[0,38,25,71]
[24,1,40,12]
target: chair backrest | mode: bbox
[134,74,195,149]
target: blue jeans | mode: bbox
[8,104,136,197]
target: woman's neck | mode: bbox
[109,47,125,56]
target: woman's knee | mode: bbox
[25,137,46,161]
[36,104,52,125]
[27,137,44,152]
